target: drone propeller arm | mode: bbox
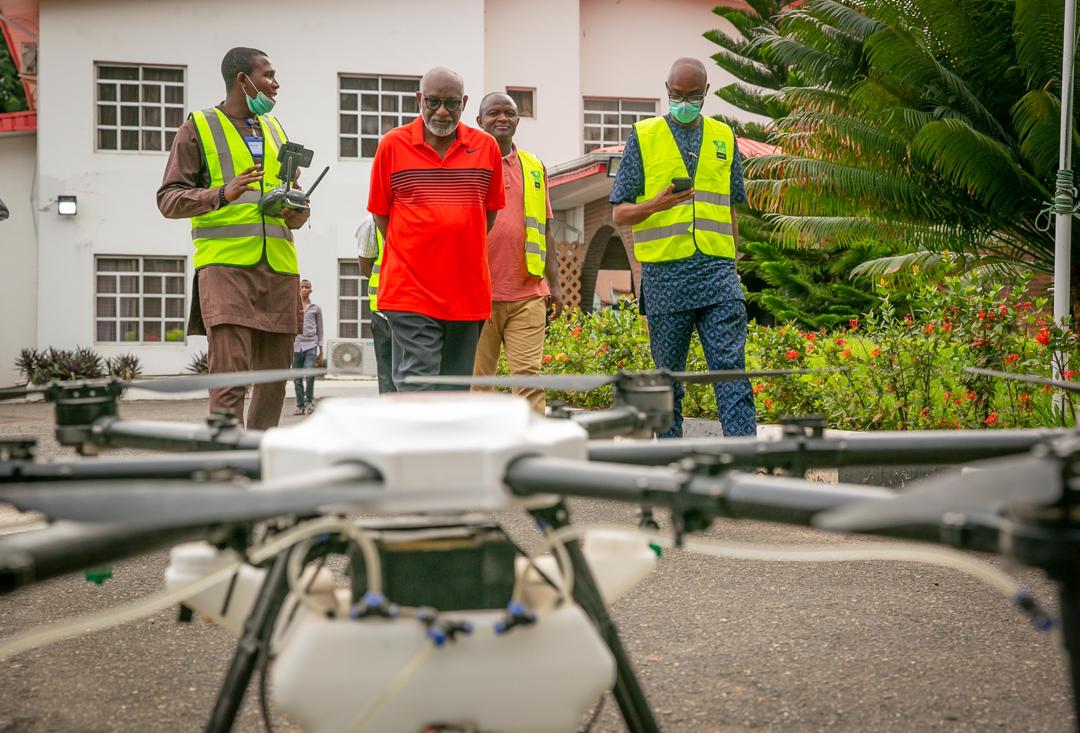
[0,521,224,594]
[85,417,263,453]
[0,452,262,484]
[505,456,893,526]
[586,428,1071,470]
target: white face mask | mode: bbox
[423,115,458,138]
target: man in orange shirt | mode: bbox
[367,67,504,390]
[472,92,563,412]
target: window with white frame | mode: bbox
[95,256,186,343]
[506,87,535,118]
[583,98,657,153]
[339,75,421,159]
[95,63,185,152]
[338,260,372,338]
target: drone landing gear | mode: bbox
[530,502,661,733]
[206,552,290,733]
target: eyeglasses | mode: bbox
[668,93,706,105]
[421,97,464,112]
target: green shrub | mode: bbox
[14,346,106,383]
[165,328,185,343]
[187,350,209,375]
[541,276,1079,430]
[107,353,143,381]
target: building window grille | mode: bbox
[583,97,657,153]
[338,259,372,338]
[95,256,186,343]
[506,87,535,118]
[95,63,185,152]
[339,75,421,159]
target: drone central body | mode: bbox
[260,392,588,512]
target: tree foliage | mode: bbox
[742,0,1075,292]
[0,40,28,113]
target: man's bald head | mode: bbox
[420,66,465,97]
[417,67,468,138]
[667,57,708,88]
[478,91,515,117]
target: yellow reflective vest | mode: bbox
[189,108,298,274]
[516,148,548,277]
[368,227,385,312]
[631,116,736,263]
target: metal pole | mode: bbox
[1054,0,1077,386]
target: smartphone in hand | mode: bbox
[671,177,692,193]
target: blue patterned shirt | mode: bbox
[610,115,746,316]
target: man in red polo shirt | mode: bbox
[368,66,504,391]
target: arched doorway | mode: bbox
[580,224,634,312]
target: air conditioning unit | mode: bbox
[326,338,376,376]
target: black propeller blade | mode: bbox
[404,368,826,391]
[0,367,366,402]
[965,366,1080,394]
[131,367,331,394]
[814,449,1065,533]
[0,463,385,531]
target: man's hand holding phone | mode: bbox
[648,177,695,214]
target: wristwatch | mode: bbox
[217,186,227,208]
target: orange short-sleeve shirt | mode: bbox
[367,117,505,321]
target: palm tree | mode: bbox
[743,0,1079,313]
[705,0,802,142]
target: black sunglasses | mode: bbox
[422,96,464,112]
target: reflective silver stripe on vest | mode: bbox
[695,192,731,206]
[372,264,381,275]
[695,219,734,236]
[524,216,546,235]
[632,221,693,243]
[525,242,546,258]
[263,117,284,150]
[368,285,378,295]
[201,109,236,182]
[191,223,294,242]
[229,191,262,205]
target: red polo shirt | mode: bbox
[367,117,505,321]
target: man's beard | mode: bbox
[424,116,458,137]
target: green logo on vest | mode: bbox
[713,140,728,160]
[530,170,542,189]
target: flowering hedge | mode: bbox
[539,278,1080,430]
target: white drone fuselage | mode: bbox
[166,394,658,733]
[258,393,588,513]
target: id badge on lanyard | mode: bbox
[244,135,264,165]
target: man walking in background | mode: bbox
[157,46,308,428]
[610,57,756,438]
[356,213,395,394]
[367,66,504,391]
[292,279,322,414]
[472,92,563,412]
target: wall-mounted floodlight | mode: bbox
[606,156,622,178]
[57,195,78,216]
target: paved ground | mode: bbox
[0,395,1074,732]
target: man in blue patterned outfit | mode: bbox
[610,57,756,438]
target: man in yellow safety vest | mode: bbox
[357,213,395,394]
[472,92,563,412]
[158,47,309,429]
[611,57,756,438]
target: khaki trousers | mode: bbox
[207,324,294,430]
[472,297,547,412]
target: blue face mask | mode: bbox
[669,100,703,124]
[242,75,276,116]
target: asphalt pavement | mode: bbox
[0,395,1074,733]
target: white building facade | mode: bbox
[1,0,754,383]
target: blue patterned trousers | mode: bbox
[647,300,757,438]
